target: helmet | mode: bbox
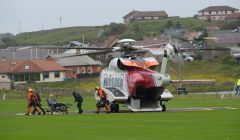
[95,86,100,90]
[28,88,32,92]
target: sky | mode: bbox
[0,0,239,35]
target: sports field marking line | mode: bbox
[16,113,28,116]
[224,107,237,110]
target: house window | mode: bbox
[1,75,5,78]
[24,65,30,70]
[25,73,29,81]
[82,68,85,73]
[88,68,91,73]
[43,72,49,79]
[30,73,40,81]
[209,11,211,14]
[54,71,60,78]
[14,74,24,82]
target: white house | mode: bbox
[198,6,239,21]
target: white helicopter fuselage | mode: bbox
[97,57,173,112]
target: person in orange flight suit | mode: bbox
[25,88,41,115]
[95,86,110,114]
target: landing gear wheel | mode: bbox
[161,104,166,112]
[110,103,120,113]
[114,104,119,113]
[110,104,115,113]
[50,106,54,115]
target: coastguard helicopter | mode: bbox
[40,38,217,112]
[94,39,175,112]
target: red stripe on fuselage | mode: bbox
[127,68,156,96]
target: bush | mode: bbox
[102,22,126,36]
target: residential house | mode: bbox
[45,54,103,79]
[225,13,240,23]
[123,10,168,24]
[64,41,94,54]
[201,28,240,59]
[0,59,66,89]
[198,6,239,21]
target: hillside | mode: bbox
[122,17,209,40]
[16,26,104,46]
[0,17,209,47]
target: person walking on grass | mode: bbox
[235,79,240,96]
[32,90,46,115]
[95,86,110,114]
[72,90,83,114]
[25,88,41,115]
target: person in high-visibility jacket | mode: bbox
[95,86,110,114]
[25,88,41,115]
[235,79,240,95]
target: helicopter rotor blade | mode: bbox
[139,43,167,48]
[54,50,114,58]
[179,47,230,52]
[37,46,113,50]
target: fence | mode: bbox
[169,81,236,98]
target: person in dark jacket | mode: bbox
[72,91,83,114]
[32,90,46,115]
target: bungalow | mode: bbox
[45,54,103,79]
[197,5,239,21]
[123,10,168,24]
[0,59,66,89]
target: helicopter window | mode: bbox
[148,66,157,70]
[116,78,120,87]
[117,59,126,70]
[108,77,112,87]
[120,74,124,89]
[120,78,123,89]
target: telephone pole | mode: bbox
[18,21,21,34]
[59,17,62,28]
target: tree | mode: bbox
[192,29,208,48]
[103,22,126,36]
[175,22,182,29]
[165,20,173,29]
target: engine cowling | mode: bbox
[108,58,120,70]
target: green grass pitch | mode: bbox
[0,94,239,140]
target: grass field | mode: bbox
[0,93,239,140]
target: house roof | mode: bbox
[123,10,138,18]
[133,11,168,18]
[123,10,168,19]
[213,32,240,44]
[0,46,54,60]
[47,54,103,67]
[136,35,169,46]
[0,59,65,73]
[199,6,238,12]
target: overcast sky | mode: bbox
[0,0,239,35]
